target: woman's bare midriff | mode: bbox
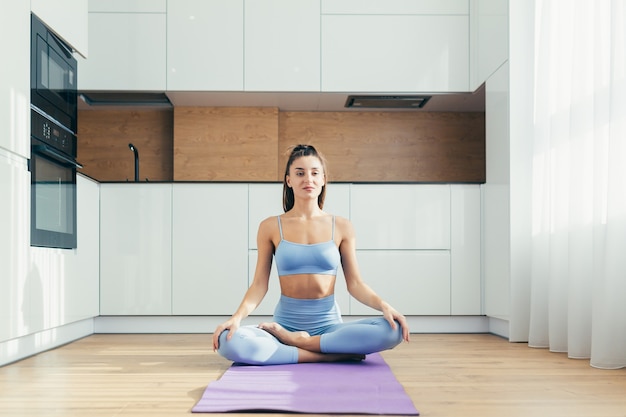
[278,274,336,299]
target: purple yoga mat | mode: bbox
[192,353,419,415]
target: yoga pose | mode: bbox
[213,144,409,365]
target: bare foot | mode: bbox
[258,322,366,363]
[258,322,312,348]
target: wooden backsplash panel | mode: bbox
[77,109,173,181]
[78,107,485,183]
[278,112,485,183]
[174,107,279,181]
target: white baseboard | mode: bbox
[487,316,510,339]
[0,318,94,367]
[94,315,491,334]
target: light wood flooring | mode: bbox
[0,333,625,417]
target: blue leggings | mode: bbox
[217,294,403,365]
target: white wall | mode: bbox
[507,0,533,342]
[483,62,510,329]
[482,0,534,342]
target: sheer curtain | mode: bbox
[527,0,626,369]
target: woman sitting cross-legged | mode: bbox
[212,144,409,365]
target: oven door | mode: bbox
[30,142,80,249]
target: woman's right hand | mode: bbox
[212,317,240,351]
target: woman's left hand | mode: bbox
[381,302,410,342]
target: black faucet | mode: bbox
[128,143,139,182]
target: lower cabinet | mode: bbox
[171,184,248,315]
[61,175,101,323]
[100,184,172,315]
[1,163,100,346]
[99,183,481,316]
[351,250,451,315]
[0,155,31,342]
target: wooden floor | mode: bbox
[0,333,624,417]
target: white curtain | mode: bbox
[527,0,626,369]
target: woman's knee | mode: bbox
[216,326,298,365]
[216,329,239,361]
[386,320,403,348]
[373,318,402,349]
[216,326,260,362]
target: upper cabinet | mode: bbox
[321,0,469,15]
[321,0,469,92]
[469,0,509,90]
[79,0,506,94]
[244,0,320,91]
[31,0,89,57]
[167,0,244,91]
[78,0,166,91]
[0,1,29,158]
[167,0,319,92]
[321,15,469,92]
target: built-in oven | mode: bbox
[30,14,80,249]
[30,109,81,249]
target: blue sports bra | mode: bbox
[274,216,340,276]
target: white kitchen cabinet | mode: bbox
[100,184,172,315]
[247,249,280,316]
[450,184,482,315]
[78,2,166,91]
[246,183,285,315]
[349,184,481,316]
[321,14,469,92]
[31,0,89,57]
[484,62,511,322]
[28,175,100,331]
[167,0,243,91]
[350,185,451,250]
[89,0,166,13]
[321,0,468,15]
[0,1,29,158]
[244,0,320,91]
[320,183,351,219]
[0,160,100,343]
[350,250,451,315]
[171,184,248,315]
[0,153,30,342]
[248,183,284,249]
[56,175,100,323]
[469,0,508,90]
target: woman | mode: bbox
[213,144,409,365]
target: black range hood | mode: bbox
[345,95,431,109]
[80,92,172,107]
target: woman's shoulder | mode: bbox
[332,214,354,233]
[259,215,280,229]
[331,213,349,223]
[257,216,281,245]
